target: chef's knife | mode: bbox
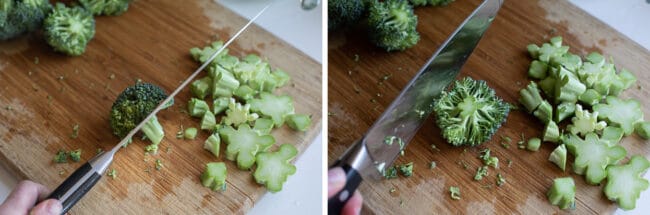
[40,4,272,214]
[328,0,503,214]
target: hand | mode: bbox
[328,167,362,215]
[0,180,62,215]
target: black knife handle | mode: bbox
[45,162,102,214]
[328,164,362,215]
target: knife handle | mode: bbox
[327,164,362,215]
[45,162,102,214]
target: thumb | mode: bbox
[29,199,62,215]
[328,167,346,198]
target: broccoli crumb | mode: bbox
[429,161,437,169]
[96,148,103,155]
[457,160,469,170]
[53,150,68,163]
[109,74,115,80]
[69,149,81,162]
[482,184,493,189]
[383,166,398,179]
[430,144,440,152]
[449,186,461,200]
[496,173,506,186]
[474,166,489,181]
[34,57,39,64]
[398,162,413,177]
[58,170,65,175]
[353,54,359,62]
[389,187,396,193]
[328,112,335,116]
[107,169,117,179]
[155,159,163,170]
[70,124,80,139]
[507,159,513,168]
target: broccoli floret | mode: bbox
[409,0,454,6]
[110,81,172,148]
[604,155,650,210]
[563,133,626,185]
[53,150,67,163]
[249,92,295,127]
[69,149,81,162]
[78,0,129,16]
[253,144,297,193]
[219,124,275,170]
[201,162,227,192]
[222,98,259,127]
[547,177,576,210]
[367,0,420,51]
[43,3,95,56]
[433,77,510,146]
[567,104,606,137]
[203,133,220,158]
[593,96,644,136]
[328,0,364,31]
[0,0,52,40]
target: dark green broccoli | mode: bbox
[409,0,454,6]
[0,0,52,40]
[367,0,420,51]
[328,0,364,31]
[79,0,130,16]
[433,77,510,146]
[110,81,173,149]
[43,3,95,56]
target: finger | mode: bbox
[327,167,346,198]
[1,180,50,213]
[341,190,363,215]
[29,199,62,215]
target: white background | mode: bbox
[2,0,650,214]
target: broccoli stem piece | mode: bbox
[219,124,275,170]
[140,116,164,147]
[528,60,548,79]
[548,144,567,171]
[233,85,256,101]
[519,82,544,113]
[555,102,575,123]
[188,98,210,118]
[212,97,230,115]
[203,133,220,158]
[190,76,212,99]
[200,110,216,131]
[533,100,553,124]
[253,144,297,193]
[635,121,650,140]
[212,70,240,98]
[578,89,601,106]
[567,104,607,137]
[449,186,461,200]
[328,0,365,31]
[564,133,627,185]
[547,177,576,210]
[593,96,644,136]
[249,92,295,127]
[253,118,274,135]
[604,155,650,210]
[526,138,541,151]
[543,121,560,143]
[201,162,227,192]
[286,114,312,131]
[44,3,95,56]
[184,127,198,140]
[496,173,506,186]
[222,98,259,127]
[601,126,624,146]
[554,69,586,103]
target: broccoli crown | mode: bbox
[409,0,454,6]
[0,0,52,40]
[433,77,510,146]
[328,0,364,31]
[110,81,171,138]
[79,0,130,16]
[43,3,95,56]
[367,0,420,51]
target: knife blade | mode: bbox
[328,0,503,214]
[42,4,273,214]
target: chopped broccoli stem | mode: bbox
[604,155,650,210]
[212,69,240,98]
[107,169,117,179]
[433,77,510,146]
[200,110,216,131]
[547,177,576,210]
[54,150,68,163]
[212,97,230,115]
[201,162,227,191]
[578,89,601,106]
[203,133,220,158]
[635,121,650,140]
[564,133,627,185]
[567,104,607,137]
[528,60,548,79]
[474,166,488,181]
[140,116,164,146]
[253,118,274,135]
[533,100,553,124]
[548,144,567,171]
[44,3,95,56]
[617,69,637,90]
[543,121,560,143]
[367,0,420,51]
[184,127,198,140]
[249,93,295,127]
[79,0,130,16]
[188,98,210,118]
[554,53,583,72]
[233,85,256,101]
[527,138,541,151]
[555,102,575,123]
[496,173,506,186]
[222,98,258,127]
[398,162,413,177]
[272,69,290,87]
[519,82,544,113]
[601,126,624,146]
[254,144,297,193]
[286,114,312,131]
[554,69,587,103]
[220,124,275,170]
[449,186,461,200]
[69,149,81,162]
[190,76,212,99]
[593,96,644,136]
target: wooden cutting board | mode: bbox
[0,0,321,214]
[328,0,650,214]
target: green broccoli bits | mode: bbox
[44,3,95,56]
[547,177,576,210]
[548,144,567,171]
[286,114,312,131]
[200,110,216,131]
[253,144,297,193]
[220,125,275,170]
[249,93,295,127]
[188,98,210,117]
[201,162,227,192]
[79,0,129,16]
[526,138,541,152]
[604,155,650,210]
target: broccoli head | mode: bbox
[79,0,130,16]
[110,81,173,147]
[328,0,364,31]
[0,0,52,40]
[409,0,454,6]
[367,0,420,51]
[43,3,95,56]
[433,77,510,146]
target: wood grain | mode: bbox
[328,0,650,214]
[0,0,321,214]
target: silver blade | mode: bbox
[109,3,272,154]
[361,0,503,179]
